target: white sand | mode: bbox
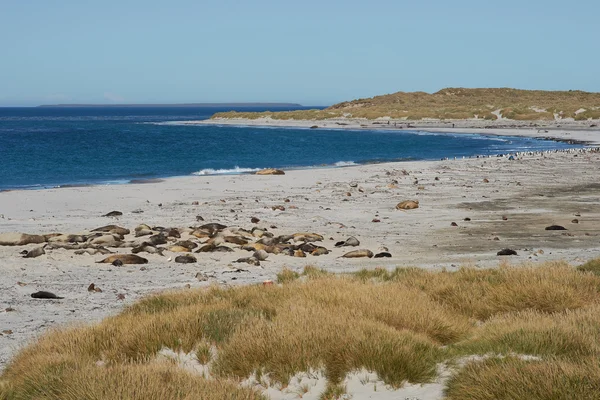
[186,116,600,145]
[1,124,600,399]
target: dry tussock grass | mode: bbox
[3,262,600,399]
[212,88,600,121]
[0,360,264,400]
[445,357,600,400]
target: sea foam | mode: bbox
[193,166,260,176]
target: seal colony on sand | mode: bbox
[1,145,600,375]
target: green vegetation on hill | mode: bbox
[212,88,600,121]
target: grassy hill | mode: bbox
[212,88,600,121]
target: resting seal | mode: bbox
[31,291,64,299]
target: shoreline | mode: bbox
[189,117,600,146]
[2,148,600,371]
[1,122,596,193]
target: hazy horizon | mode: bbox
[2,0,599,107]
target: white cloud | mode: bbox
[103,92,125,103]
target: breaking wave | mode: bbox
[192,166,261,176]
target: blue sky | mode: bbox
[1,0,598,106]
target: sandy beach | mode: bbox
[190,117,600,145]
[2,124,600,379]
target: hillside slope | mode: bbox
[212,88,600,121]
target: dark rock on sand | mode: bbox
[497,249,518,256]
[545,225,567,231]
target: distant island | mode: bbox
[211,88,600,121]
[37,102,303,108]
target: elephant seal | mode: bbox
[396,200,419,210]
[292,233,324,243]
[91,225,130,235]
[31,291,63,299]
[96,254,148,264]
[374,252,392,258]
[341,249,374,258]
[253,250,269,261]
[311,247,330,256]
[175,254,197,263]
[102,211,123,217]
[335,236,360,247]
[234,257,260,266]
[0,233,46,246]
[174,240,198,250]
[132,243,164,256]
[255,168,285,175]
[22,245,47,258]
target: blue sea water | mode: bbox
[0,106,582,191]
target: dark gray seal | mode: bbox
[31,291,64,299]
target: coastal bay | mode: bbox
[2,138,600,379]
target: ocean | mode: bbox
[0,106,582,191]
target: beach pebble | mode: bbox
[251,217,260,223]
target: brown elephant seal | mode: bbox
[0,233,46,246]
[102,211,123,217]
[148,234,167,246]
[234,257,260,266]
[224,236,249,245]
[31,291,63,299]
[132,243,164,256]
[199,223,227,235]
[292,233,324,243]
[174,240,198,250]
[396,200,419,210]
[96,254,148,264]
[91,225,130,235]
[311,247,330,256]
[256,168,285,175]
[175,254,197,263]
[341,249,374,258]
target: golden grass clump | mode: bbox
[444,356,600,400]
[453,306,600,359]
[3,261,600,399]
[385,262,600,319]
[0,361,264,400]
[577,257,600,275]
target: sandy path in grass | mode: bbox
[1,137,600,383]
